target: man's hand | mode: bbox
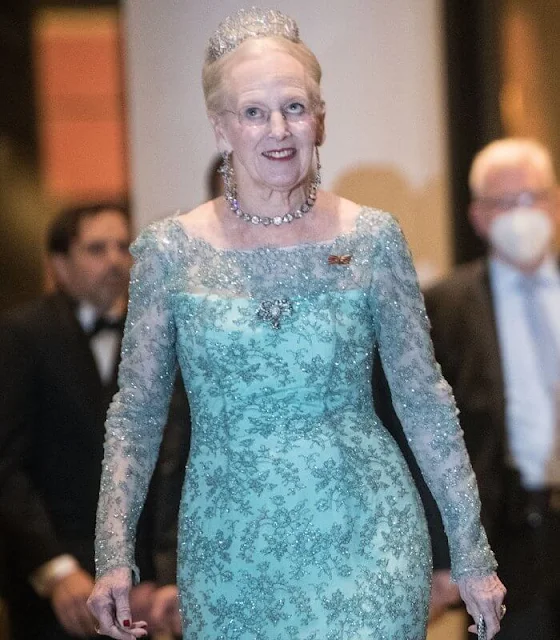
[428,569,461,622]
[129,582,157,626]
[151,585,182,637]
[50,568,97,637]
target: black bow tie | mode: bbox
[88,316,125,338]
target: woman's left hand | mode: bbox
[457,573,506,639]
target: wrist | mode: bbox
[29,555,80,597]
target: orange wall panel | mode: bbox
[42,120,126,198]
[33,8,127,201]
[35,32,121,99]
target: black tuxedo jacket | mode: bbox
[0,292,165,596]
[424,258,560,607]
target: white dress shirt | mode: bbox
[490,255,560,488]
[77,302,121,384]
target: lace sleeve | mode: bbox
[95,222,177,582]
[370,213,497,580]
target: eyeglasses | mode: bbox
[475,189,552,211]
[222,101,314,128]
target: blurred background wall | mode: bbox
[3,0,560,314]
[2,2,560,303]
[124,0,451,287]
[2,1,560,638]
[1,0,123,310]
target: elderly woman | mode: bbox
[88,8,505,639]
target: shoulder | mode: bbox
[174,199,221,239]
[426,259,486,299]
[320,193,392,232]
[424,259,487,317]
[358,207,400,234]
[2,293,59,324]
[351,207,409,259]
[331,198,400,240]
[130,215,185,260]
[320,192,399,239]
[0,293,63,341]
[130,200,222,267]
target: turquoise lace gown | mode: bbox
[95,208,496,639]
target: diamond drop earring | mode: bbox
[219,151,235,200]
[314,146,322,187]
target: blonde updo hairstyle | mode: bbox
[202,35,326,145]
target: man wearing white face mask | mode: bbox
[425,138,560,639]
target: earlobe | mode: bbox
[210,114,232,154]
[553,186,560,225]
[315,105,326,146]
[50,255,70,288]
[217,138,233,154]
[469,202,488,239]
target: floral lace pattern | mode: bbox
[95,208,496,638]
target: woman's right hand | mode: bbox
[87,567,148,639]
[457,572,506,639]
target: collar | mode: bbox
[75,301,124,332]
[489,254,560,289]
[76,301,98,333]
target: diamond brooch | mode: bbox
[256,299,293,329]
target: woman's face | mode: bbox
[213,44,319,195]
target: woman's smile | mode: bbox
[262,148,297,161]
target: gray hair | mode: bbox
[469,138,556,196]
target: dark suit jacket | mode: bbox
[424,258,560,608]
[0,292,182,634]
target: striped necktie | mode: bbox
[519,274,560,391]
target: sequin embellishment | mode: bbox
[95,208,497,639]
[256,298,293,329]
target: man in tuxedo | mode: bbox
[425,138,560,639]
[0,203,180,639]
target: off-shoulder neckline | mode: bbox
[168,206,377,256]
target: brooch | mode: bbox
[328,254,352,265]
[256,299,293,329]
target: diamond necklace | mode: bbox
[219,148,321,227]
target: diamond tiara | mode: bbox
[206,7,301,63]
